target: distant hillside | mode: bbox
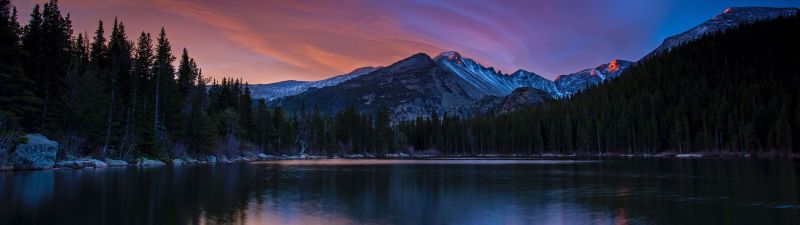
[249,67,378,101]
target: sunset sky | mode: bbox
[12,0,800,83]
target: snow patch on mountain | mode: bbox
[435,51,631,98]
[434,51,565,98]
[249,67,379,101]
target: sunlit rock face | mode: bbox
[554,59,633,96]
[644,7,799,59]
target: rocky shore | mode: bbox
[0,133,275,171]
[2,133,797,172]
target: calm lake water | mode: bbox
[1,159,798,225]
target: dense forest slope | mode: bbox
[415,14,800,155]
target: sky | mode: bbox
[11,0,800,83]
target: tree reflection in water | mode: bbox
[0,159,798,225]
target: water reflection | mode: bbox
[0,159,798,225]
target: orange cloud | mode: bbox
[149,0,444,81]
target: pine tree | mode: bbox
[133,32,155,156]
[152,27,176,153]
[22,1,72,133]
[106,19,133,158]
[0,0,40,127]
[90,20,107,66]
[238,83,254,142]
[176,48,196,98]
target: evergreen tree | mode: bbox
[106,19,133,158]
[22,1,72,133]
[176,48,196,98]
[132,32,155,156]
[0,0,39,127]
[152,27,176,153]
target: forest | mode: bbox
[1,1,799,161]
[0,0,398,160]
[402,13,800,156]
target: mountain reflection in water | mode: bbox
[1,159,798,225]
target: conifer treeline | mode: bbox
[0,1,240,159]
[396,14,800,156]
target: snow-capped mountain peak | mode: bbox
[434,51,544,98]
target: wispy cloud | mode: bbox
[16,0,799,83]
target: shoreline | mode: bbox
[2,151,797,172]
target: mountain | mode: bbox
[273,53,489,121]
[249,66,378,101]
[271,51,631,120]
[554,59,633,96]
[434,51,562,98]
[435,51,631,98]
[644,7,799,59]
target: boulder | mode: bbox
[171,159,184,165]
[676,153,703,158]
[206,155,217,164]
[89,159,108,168]
[137,158,166,167]
[184,158,199,164]
[257,153,269,160]
[346,154,364,158]
[55,159,108,169]
[11,134,58,170]
[104,158,128,167]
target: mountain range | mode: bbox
[249,66,379,101]
[258,7,798,120]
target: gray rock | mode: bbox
[103,158,128,167]
[88,159,108,168]
[184,158,199,164]
[257,153,268,160]
[55,159,108,169]
[171,159,184,165]
[137,158,166,167]
[206,155,217,164]
[11,134,58,170]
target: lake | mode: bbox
[1,159,798,225]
